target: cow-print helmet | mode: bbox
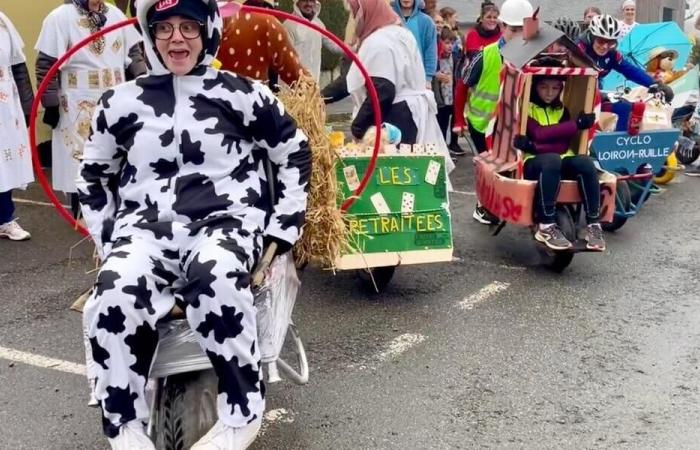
[552,17,580,41]
[136,0,222,76]
[587,14,621,40]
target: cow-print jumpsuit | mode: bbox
[76,28,311,436]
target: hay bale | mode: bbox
[278,75,349,269]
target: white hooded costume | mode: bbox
[78,0,311,438]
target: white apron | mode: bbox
[35,4,140,193]
[346,25,454,175]
[0,13,34,193]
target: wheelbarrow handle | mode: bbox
[252,242,277,288]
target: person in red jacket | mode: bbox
[463,1,501,59]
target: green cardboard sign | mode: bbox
[337,155,453,255]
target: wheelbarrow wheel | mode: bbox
[540,206,575,273]
[675,135,700,165]
[602,180,631,232]
[653,153,678,185]
[154,370,218,450]
[357,266,396,293]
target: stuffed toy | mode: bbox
[646,47,693,85]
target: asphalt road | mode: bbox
[1,156,699,449]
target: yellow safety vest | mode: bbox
[524,104,576,161]
[467,43,502,133]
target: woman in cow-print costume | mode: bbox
[77,0,311,448]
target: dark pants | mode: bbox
[448,114,459,146]
[0,190,14,225]
[437,106,451,142]
[437,106,459,146]
[70,193,81,219]
[390,100,418,145]
[524,154,601,225]
[468,120,488,154]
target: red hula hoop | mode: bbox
[29,6,381,238]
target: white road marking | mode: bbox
[260,408,294,436]
[264,408,294,424]
[459,281,511,310]
[14,198,70,208]
[451,190,476,196]
[452,257,526,272]
[376,333,426,362]
[0,346,86,376]
[484,262,526,271]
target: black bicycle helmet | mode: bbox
[552,17,581,41]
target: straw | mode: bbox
[277,75,348,269]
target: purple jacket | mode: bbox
[526,105,577,155]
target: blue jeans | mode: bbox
[0,190,14,225]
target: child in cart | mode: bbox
[513,58,606,251]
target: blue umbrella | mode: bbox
[601,21,693,91]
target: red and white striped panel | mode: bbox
[521,66,599,77]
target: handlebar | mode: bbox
[604,89,669,105]
[252,242,278,288]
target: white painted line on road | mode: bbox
[489,262,526,272]
[0,346,86,376]
[459,281,510,311]
[452,257,526,271]
[376,333,426,362]
[260,408,295,436]
[264,408,294,424]
[348,333,428,370]
[451,190,476,196]
[14,198,70,208]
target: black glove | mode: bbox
[263,235,293,257]
[576,112,596,130]
[42,106,60,129]
[660,84,674,103]
[513,134,536,153]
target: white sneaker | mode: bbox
[87,378,99,407]
[191,418,262,450]
[108,421,155,450]
[0,220,30,241]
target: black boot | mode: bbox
[449,141,466,156]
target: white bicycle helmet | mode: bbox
[552,17,581,41]
[587,14,621,40]
[499,0,534,27]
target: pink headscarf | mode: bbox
[346,0,401,43]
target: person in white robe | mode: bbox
[0,11,35,241]
[344,0,454,175]
[35,0,146,217]
[284,0,343,82]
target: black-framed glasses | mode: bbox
[150,21,204,40]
